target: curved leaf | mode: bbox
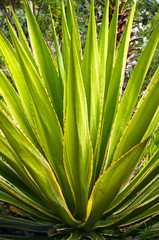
[83,138,149,231]
[113,76,159,161]
[103,149,159,217]
[107,23,159,164]
[0,108,78,227]
[25,1,63,126]
[0,70,40,151]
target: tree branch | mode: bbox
[36,0,43,20]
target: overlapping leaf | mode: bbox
[83,138,149,231]
[81,0,100,149]
[64,29,93,220]
[0,0,158,238]
[0,108,78,227]
[25,1,64,126]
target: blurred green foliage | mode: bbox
[0,0,62,43]
[135,0,159,89]
[136,0,159,26]
[37,0,62,41]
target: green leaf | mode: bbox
[94,195,159,230]
[103,189,159,230]
[62,0,71,72]
[0,108,78,227]
[83,138,149,231]
[125,214,159,237]
[68,230,83,240]
[0,31,35,129]
[91,0,109,186]
[0,175,60,223]
[11,7,39,73]
[98,0,109,96]
[107,23,159,165]
[0,100,11,117]
[0,188,58,223]
[143,106,159,140]
[113,179,159,220]
[50,7,65,86]
[103,149,159,217]
[0,139,43,198]
[0,156,61,221]
[113,77,159,161]
[140,69,159,140]
[66,0,82,63]
[104,1,119,102]
[6,19,75,210]
[97,1,136,172]
[25,2,63,126]
[81,0,100,149]
[121,203,159,227]
[0,70,41,151]
[64,30,93,220]
[87,231,105,240]
[0,216,51,232]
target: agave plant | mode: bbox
[97,0,142,77]
[0,0,159,239]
